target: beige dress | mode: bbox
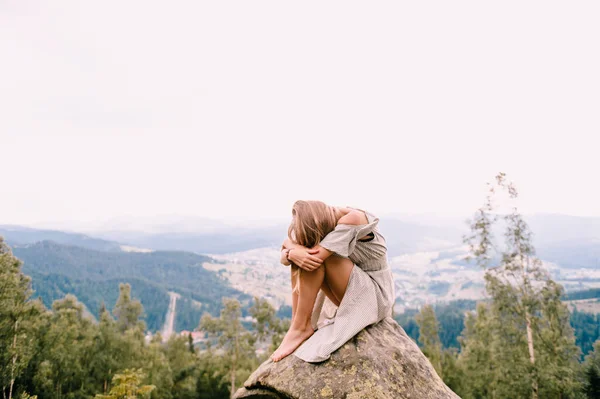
[293,210,396,363]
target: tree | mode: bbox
[33,295,97,398]
[88,306,122,396]
[462,173,581,398]
[195,349,230,399]
[143,337,173,399]
[163,335,197,399]
[582,341,600,398]
[585,365,600,399]
[95,369,154,399]
[415,305,443,378]
[113,284,145,333]
[248,297,289,355]
[199,298,256,398]
[0,238,43,399]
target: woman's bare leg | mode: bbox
[271,266,324,361]
[323,255,354,305]
[320,279,341,307]
[290,266,299,323]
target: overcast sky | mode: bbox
[1,1,599,228]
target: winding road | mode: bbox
[161,292,180,341]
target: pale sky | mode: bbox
[1,1,599,227]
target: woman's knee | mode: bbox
[324,256,353,271]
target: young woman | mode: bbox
[271,200,395,363]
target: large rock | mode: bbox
[234,317,460,399]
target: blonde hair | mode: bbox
[288,200,343,294]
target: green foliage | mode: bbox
[0,238,282,399]
[174,297,204,333]
[571,309,600,358]
[14,241,249,332]
[95,369,155,399]
[29,272,169,332]
[0,237,42,399]
[249,298,289,354]
[195,350,230,399]
[582,341,600,398]
[459,173,582,398]
[163,336,197,399]
[199,298,258,397]
[415,305,443,377]
[395,300,477,349]
[565,289,600,302]
[113,284,146,332]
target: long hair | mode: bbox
[288,200,343,294]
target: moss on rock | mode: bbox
[234,317,460,399]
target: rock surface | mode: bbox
[234,317,460,399]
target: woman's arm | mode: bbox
[284,210,367,270]
[282,209,368,270]
[281,238,329,271]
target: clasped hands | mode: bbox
[281,238,323,272]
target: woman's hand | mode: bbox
[280,248,292,266]
[288,248,323,271]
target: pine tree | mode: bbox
[113,284,145,333]
[89,305,121,396]
[585,365,600,399]
[583,341,600,398]
[199,298,256,398]
[415,304,443,378]
[457,303,495,398]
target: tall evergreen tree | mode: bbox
[415,304,443,378]
[582,341,600,398]
[89,306,121,396]
[113,284,145,333]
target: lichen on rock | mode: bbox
[234,317,460,399]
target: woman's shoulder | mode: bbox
[338,209,368,226]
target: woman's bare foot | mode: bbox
[271,326,314,362]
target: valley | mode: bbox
[208,245,600,314]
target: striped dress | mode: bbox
[293,209,396,363]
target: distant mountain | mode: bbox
[91,226,285,254]
[0,225,121,251]
[84,216,464,256]
[12,241,250,331]
[2,211,599,334]
[80,213,600,269]
[4,211,600,267]
[377,218,464,256]
[527,214,600,245]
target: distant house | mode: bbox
[179,330,206,344]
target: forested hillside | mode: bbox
[0,237,285,399]
[396,296,600,359]
[12,241,249,331]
